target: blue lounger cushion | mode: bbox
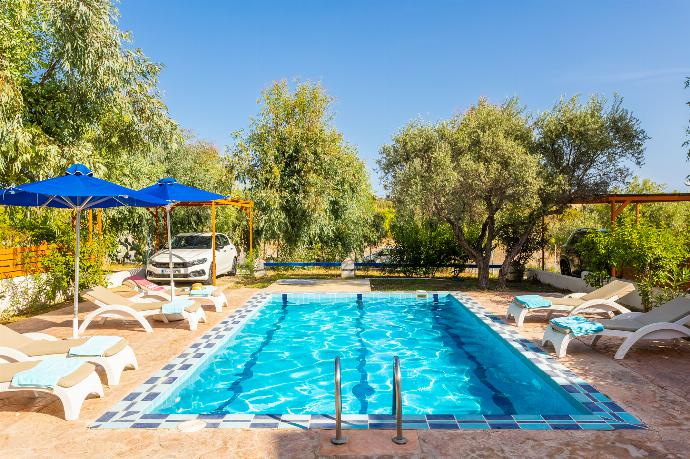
[189,286,215,297]
[514,295,552,309]
[161,299,194,315]
[550,316,604,336]
[68,336,122,357]
[11,357,85,389]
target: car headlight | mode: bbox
[188,258,207,267]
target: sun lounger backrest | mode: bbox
[0,324,34,348]
[581,280,635,301]
[640,297,690,325]
[83,286,136,307]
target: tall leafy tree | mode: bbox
[0,0,179,186]
[230,81,375,259]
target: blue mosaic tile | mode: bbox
[429,422,458,429]
[549,423,582,430]
[578,423,614,430]
[518,422,551,430]
[458,422,490,430]
[369,422,396,429]
[488,422,519,429]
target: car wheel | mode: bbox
[560,259,572,276]
[230,257,238,276]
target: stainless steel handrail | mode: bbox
[392,355,407,445]
[331,357,347,445]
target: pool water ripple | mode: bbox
[156,294,586,416]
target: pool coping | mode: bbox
[91,291,645,431]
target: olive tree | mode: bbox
[380,95,648,289]
[380,99,541,288]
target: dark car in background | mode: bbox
[559,228,606,277]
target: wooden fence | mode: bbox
[0,243,53,279]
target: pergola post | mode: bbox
[97,209,103,241]
[249,206,253,257]
[635,203,640,226]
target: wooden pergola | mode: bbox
[574,193,690,225]
[149,198,254,286]
[539,193,690,270]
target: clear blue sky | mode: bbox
[118,0,690,195]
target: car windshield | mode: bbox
[170,235,212,249]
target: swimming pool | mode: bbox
[94,292,645,430]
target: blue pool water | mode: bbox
[155,294,586,416]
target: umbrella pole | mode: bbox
[73,209,81,338]
[167,205,175,300]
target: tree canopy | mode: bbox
[0,0,179,186]
[380,95,648,288]
[230,81,377,259]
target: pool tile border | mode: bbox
[91,291,645,430]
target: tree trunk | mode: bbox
[477,256,491,289]
[496,219,538,289]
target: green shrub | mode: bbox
[387,217,468,277]
[578,223,690,310]
[40,233,113,303]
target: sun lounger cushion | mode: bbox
[0,361,95,388]
[125,276,165,291]
[161,299,194,315]
[11,357,88,389]
[639,297,690,325]
[189,286,215,297]
[580,280,634,301]
[0,325,128,357]
[540,296,586,307]
[597,318,646,332]
[68,336,123,357]
[514,295,552,309]
[550,316,604,336]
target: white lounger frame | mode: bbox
[0,371,103,420]
[137,288,228,313]
[79,298,207,334]
[0,332,138,385]
[506,292,631,327]
[542,311,690,359]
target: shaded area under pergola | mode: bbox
[148,198,254,286]
[539,193,690,270]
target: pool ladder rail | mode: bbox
[330,355,407,446]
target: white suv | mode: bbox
[146,232,238,283]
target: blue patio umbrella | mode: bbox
[139,178,225,298]
[0,164,167,337]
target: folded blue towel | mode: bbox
[68,336,122,357]
[162,299,194,314]
[189,287,215,297]
[11,357,85,389]
[550,316,604,336]
[514,295,552,309]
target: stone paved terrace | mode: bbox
[1,279,690,458]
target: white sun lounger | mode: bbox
[0,325,138,385]
[0,360,103,420]
[80,287,206,334]
[506,280,635,327]
[542,296,690,359]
